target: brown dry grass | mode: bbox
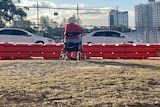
[0,59,160,107]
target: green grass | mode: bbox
[0,59,160,107]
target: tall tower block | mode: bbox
[148,0,155,3]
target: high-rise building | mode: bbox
[135,4,152,32]
[135,0,160,32]
[151,1,160,31]
[109,9,128,27]
[148,0,155,3]
[40,16,50,29]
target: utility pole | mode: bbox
[77,4,79,24]
[0,1,1,23]
[116,6,119,30]
[0,12,1,24]
[37,1,39,30]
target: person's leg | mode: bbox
[71,52,76,60]
[69,39,81,60]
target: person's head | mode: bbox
[68,17,77,24]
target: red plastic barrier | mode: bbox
[29,44,46,58]
[43,44,63,59]
[0,43,160,60]
[149,43,160,53]
[125,43,158,59]
[83,43,126,59]
[0,43,6,59]
[5,43,31,59]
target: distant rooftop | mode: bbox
[148,0,155,3]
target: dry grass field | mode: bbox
[0,59,160,107]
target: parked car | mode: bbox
[0,28,55,44]
[82,30,144,44]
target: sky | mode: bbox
[16,0,156,28]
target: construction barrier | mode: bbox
[125,43,160,59]
[0,42,160,60]
[83,43,126,59]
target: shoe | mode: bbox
[71,57,76,60]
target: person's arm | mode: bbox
[63,24,67,35]
[77,25,84,34]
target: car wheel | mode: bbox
[127,41,134,43]
[87,42,92,44]
[35,41,44,44]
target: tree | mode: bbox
[0,22,5,28]
[0,0,27,27]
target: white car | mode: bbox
[82,30,144,44]
[0,28,55,44]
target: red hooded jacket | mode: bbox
[64,23,83,39]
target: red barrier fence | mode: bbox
[0,42,160,60]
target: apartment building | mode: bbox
[109,9,128,27]
[152,1,160,31]
[135,0,160,32]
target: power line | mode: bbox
[16,6,111,11]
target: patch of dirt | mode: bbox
[0,59,160,107]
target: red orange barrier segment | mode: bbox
[0,42,160,60]
[0,43,6,59]
[83,43,126,59]
[125,43,159,59]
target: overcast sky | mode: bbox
[16,0,156,28]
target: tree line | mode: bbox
[0,0,27,27]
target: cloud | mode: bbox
[17,0,57,8]
[17,0,135,27]
[33,1,57,8]
[60,4,85,8]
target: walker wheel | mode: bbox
[77,52,81,60]
[60,52,68,60]
[64,53,68,60]
[82,54,86,60]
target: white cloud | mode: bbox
[17,0,135,27]
[17,0,57,8]
[16,0,35,6]
[60,3,85,8]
